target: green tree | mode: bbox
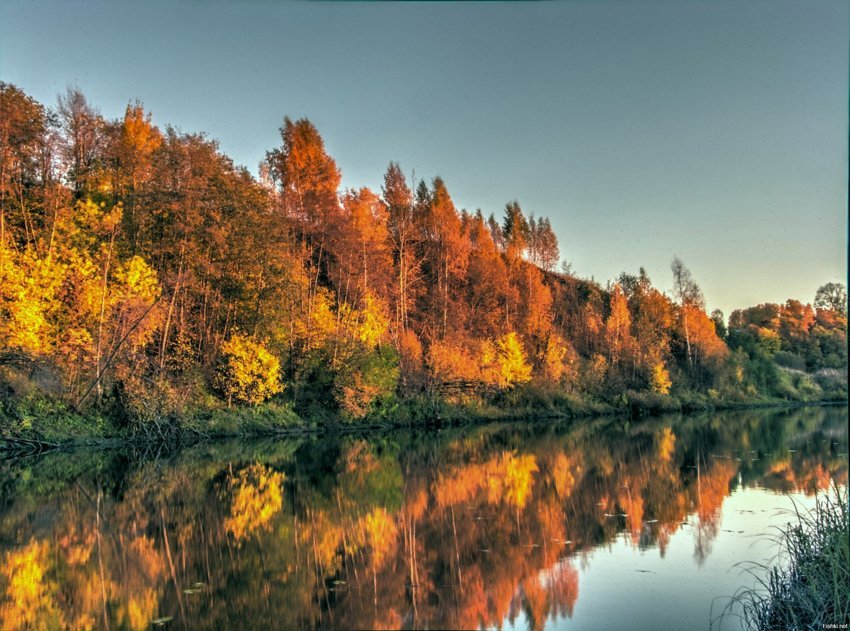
[814,282,846,317]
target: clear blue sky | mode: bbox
[1,0,846,317]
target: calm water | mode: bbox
[0,406,846,630]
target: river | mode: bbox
[0,405,846,630]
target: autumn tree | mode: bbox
[502,200,529,264]
[527,215,559,271]
[419,177,469,338]
[266,117,342,350]
[56,86,103,198]
[335,187,392,309]
[383,162,420,334]
[604,283,633,370]
[463,210,511,338]
[0,82,55,253]
[215,333,282,405]
[671,257,705,373]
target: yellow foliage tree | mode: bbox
[650,362,672,395]
[353,292,390,348]
[0,249,61,355]
[605,283,633,367]
[481,332,532,387]
[541,333,578,385]
[216,333,283,405]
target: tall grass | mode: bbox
[718,486,849,630]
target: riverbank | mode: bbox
[1,385,846,452]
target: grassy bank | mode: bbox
[1,381,846,450]
[723,487,849,630]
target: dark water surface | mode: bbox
[0,406,846,630]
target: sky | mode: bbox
[1,0,846,318]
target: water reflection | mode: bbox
[0,406,846,630]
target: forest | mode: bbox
[0,82,847,440]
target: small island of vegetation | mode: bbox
[1,83,847,446]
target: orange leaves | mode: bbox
[427,332,532,389]
[270,117,341,223]
[682,303,728,364]
[120,102,162,188]
[434,450,538,511]
[549,452,577,499]
[427,337,481,383]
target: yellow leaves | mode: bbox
[354,293,389,348]
[122,103,161,158]
[434,450,538,511]
[0,247,63,355]
[1,197,161,379]
[427,332,531,388]
[541,333,578,385]
[121,588,159,631]
[216,334,283,405]
[481,331,531,388]
[657,427,676,462]
[306,510,344,572]
[308,289,338,347]
[605,283,633,364]
[0,539,64,630]
[499,452,538,510]
[224,464,286,544]
[116,256,160,303]
[362,507,398,569]
[650,362,672,395]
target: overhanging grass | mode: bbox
[717,486,849,630]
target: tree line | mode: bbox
[0,82,846,428]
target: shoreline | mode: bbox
[2,396,846,456]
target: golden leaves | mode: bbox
[0,539,65,630]
[224,464,286,544]
[216,334,283,405]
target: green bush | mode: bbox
[773,350,807,372]
[334,344,400,421]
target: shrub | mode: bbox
[215,334,283,406]
[334,344,400,421]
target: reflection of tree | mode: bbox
[224,463,285,543]
[0,405,844,629]
[0,539,65,630]
[686,451,738,565]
